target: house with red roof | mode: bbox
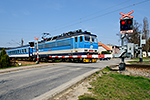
[98,42,112,54]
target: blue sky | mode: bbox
[0,0,150,47]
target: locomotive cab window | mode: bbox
[84,36,90,42]
[91,36,97,43]
[75,37,78,42]
[80,36,83,42]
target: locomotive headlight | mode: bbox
[84,49,88,52]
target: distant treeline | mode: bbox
[0,47,12,51]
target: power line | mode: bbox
[49,0,149,33]
[50,0,131,30]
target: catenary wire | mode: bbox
[49,0,149,33]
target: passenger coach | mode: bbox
[6,45,33,60]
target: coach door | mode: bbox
[74,36,79,49]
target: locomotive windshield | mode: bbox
[84,36,90,41]
[91,36,97,43]
[84,35,97,43]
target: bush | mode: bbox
[0,60,1,68]
[101,51,111,54]
[0,48,10,68]
[1,54,10,68]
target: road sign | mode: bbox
[120,10,134,33]
[34,37,39,40]
[120,30,133,33]
[141,39,146,45]
[119,10,134,20]
[120,18,133,31]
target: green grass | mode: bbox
[79,71,150,100]
[128,61,150,65]
[128,61,139,64]
[128,57,150,65]
[131,57,150,61]
[0,63,37,70]
[102,66,111,72]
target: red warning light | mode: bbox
[121,20,125,25]
[127,20,132,24]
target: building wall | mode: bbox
[106,45,112,50]
[98,46,106,54]
[112,46,120,54]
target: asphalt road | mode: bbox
[0,59,120,100]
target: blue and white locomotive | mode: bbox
[6,30,99,62]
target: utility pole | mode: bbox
[139,33,143,62]
[21,38,24,46]
[34,37,39,64]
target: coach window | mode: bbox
[25,49,26,53]
[22,49,23,53]
[80,36,83,42]
[75,37,78,42]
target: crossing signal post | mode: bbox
[119,10,134,70]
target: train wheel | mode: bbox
[48,59,53,63]
[33,58,36,62]
[44,57,48,62]
[65,59,70,62]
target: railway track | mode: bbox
[126,64,150,71]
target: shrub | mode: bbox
[0,48,10,68]
[0,48,6,57]
[0,60,1,68]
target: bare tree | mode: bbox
[126,20,141,45]
[148,37,150,52]
[142,17,149,53]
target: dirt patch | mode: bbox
[10,60,46,66]
[53,78,92,100]
[17,61,36,65]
